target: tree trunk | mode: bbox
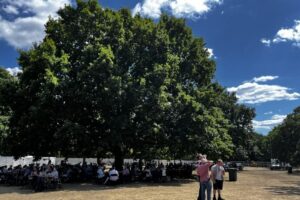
[114,146,124,171]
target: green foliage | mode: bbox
[0,67,18,154]
[3,0,259,165]
[268,107,300,166]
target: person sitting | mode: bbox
[35,166,47,192]
[104,166,119,185]
[96,165,106,184]
[43,165,58,188]
[0,166,8,184]
[47,165,59,179]
[29,166,39,189]
[143,165,152,182]
[131,164,141,181]
[46,165,60,189]
[122,165,131,183]
[61,165,73,182]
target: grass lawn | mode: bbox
[0,167,299,200]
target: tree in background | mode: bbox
[268,106,300,166]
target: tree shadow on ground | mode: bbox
[281,180,300,187]
[0,179,196,195]
[265,186,300,196]
[291,171,300,176]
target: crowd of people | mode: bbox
[0,159,194,192]
[0,163,60,191]
[1,155,227,199]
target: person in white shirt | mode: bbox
[211,159,225,200]
[109,168,119,181]
[105,166,119,185]
[48,166,59,180]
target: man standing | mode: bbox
[196,154,203,200]
[197,156,213,200]
[211,159,225,200]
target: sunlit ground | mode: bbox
[0,167,299,200]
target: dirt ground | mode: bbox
[0,167,299,200]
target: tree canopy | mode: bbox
[267,106,300,166]
[1,0,260,168]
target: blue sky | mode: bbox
[0,0,300,135]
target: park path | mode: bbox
[0,167,299,200]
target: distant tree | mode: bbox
[268,106,300,166]
[247,132,266,161]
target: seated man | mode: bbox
[35,166,47,192]
[29,166,39,189]
[46,165,59,189]
[143,166,152,182]
[96,165,106,184]
[47,165,59,180]
[104,166,119,185]
[122,165,131,183]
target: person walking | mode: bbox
[211,159,225,200]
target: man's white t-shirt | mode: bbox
[211,165,224,180]
[48,169,59,179]
[109,169,119,181]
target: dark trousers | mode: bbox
[35,177,45,192]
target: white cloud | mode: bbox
[261,20,300,47]
[227,75,300,104]
[0,0,71,49]
[133,0,169,19]
[2,5,19,15]
[260,38,271,47]
[264,111,273,115]
[132,0,222,19]
[253,114,286,130]
[5,67,22,76]
[252,75,278,83]
[205,48,215,59]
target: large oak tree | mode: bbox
[3,0,259,168]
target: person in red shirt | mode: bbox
[196,154,203,200]
[197,156,213,200]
